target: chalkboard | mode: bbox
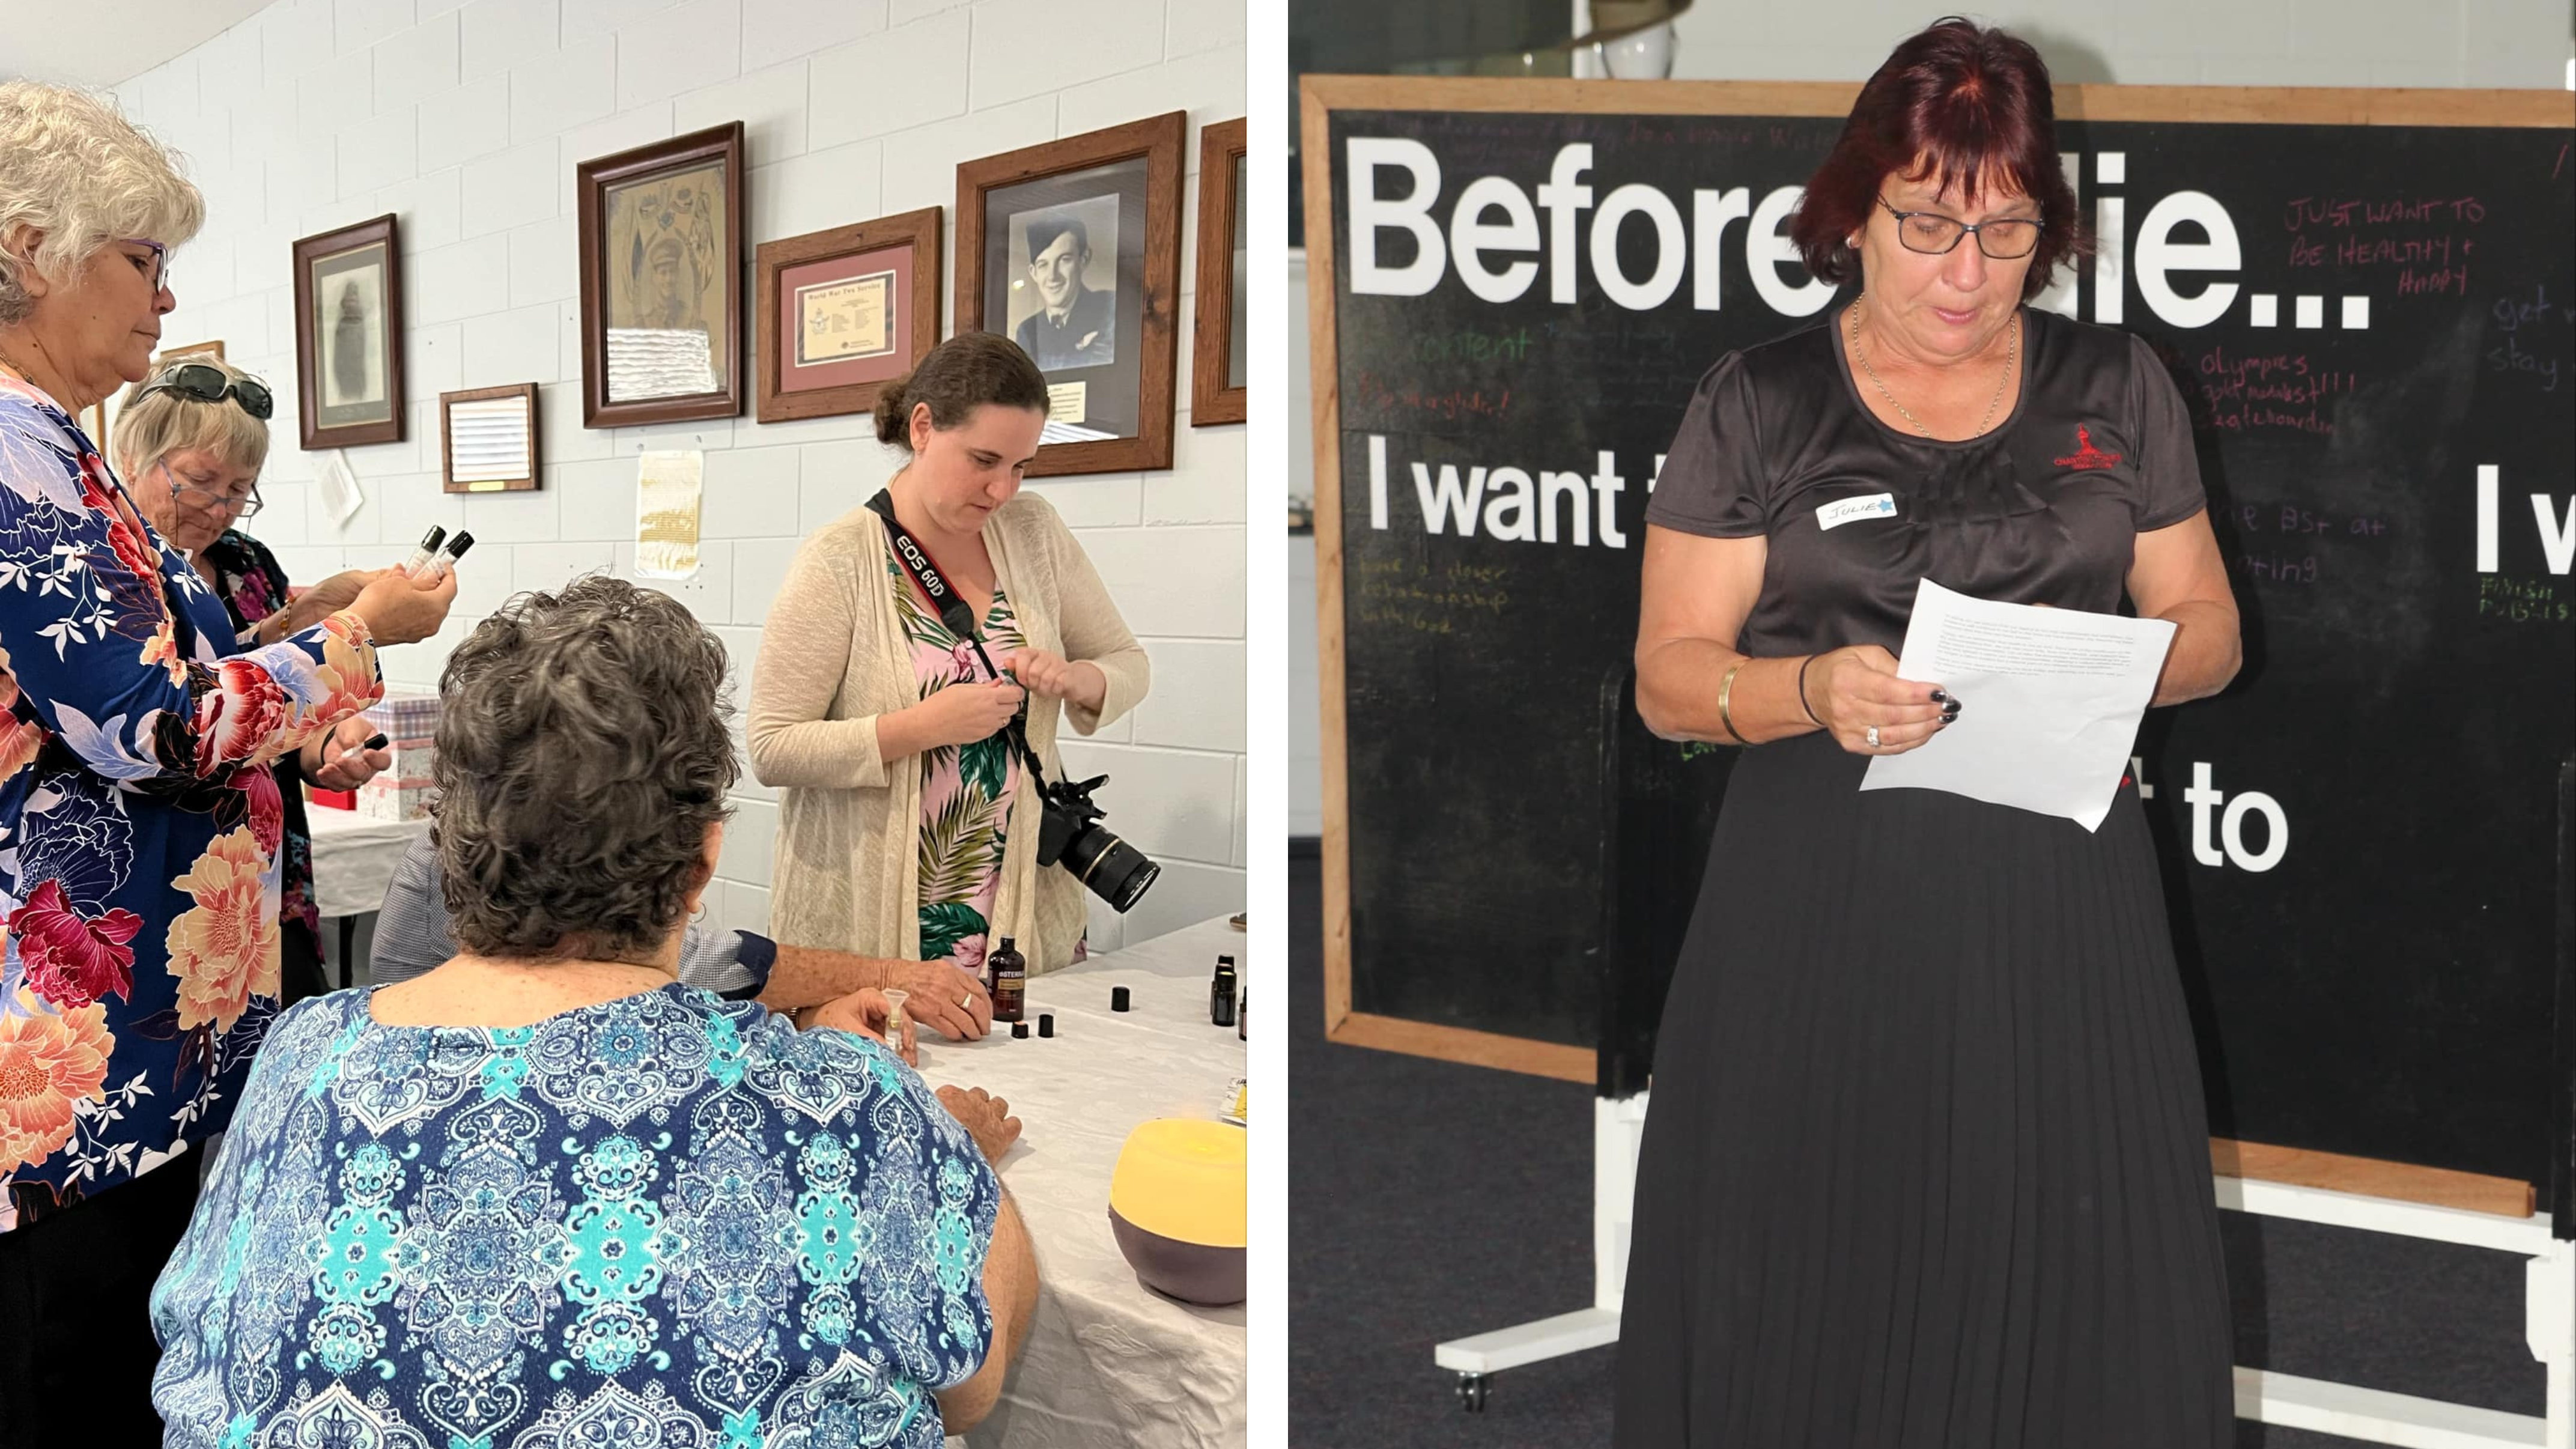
[1302,78,2576,1216]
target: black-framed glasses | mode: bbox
[1876,198,2041,259]
[136,362,273,421]
[154,461,263,519]
[120,237,170,293]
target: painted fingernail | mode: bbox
[1929,690,1950,704]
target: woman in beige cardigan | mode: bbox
[749,334,1149,996]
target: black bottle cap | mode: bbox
[1011,1021,1029,1039]
[363,734,389,751]
[1038,1013,1054,1037]
[1111,986,1130,1012]
[416,524,447,551]
[443,531,476,560]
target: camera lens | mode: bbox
[1064,826,1161,913]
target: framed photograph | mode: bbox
[956,111,1186,477]
[577,123,746,429]
[441,384,539,493]
[157,339,225,365]
[1191,117,1247,427]
[755,207,941,424]
[291,215,404,450]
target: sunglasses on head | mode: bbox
[136,362,273,421]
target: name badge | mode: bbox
[1816,493,1897,531]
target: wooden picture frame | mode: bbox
[291,214,404,451]
[157,339,225,365]
[755,207,941,424]
[440,384,539,493]
[956,111,1185,476]
[1191,117,1247,427]
[576,123,747,429]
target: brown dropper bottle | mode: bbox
[988,936,1026,1024]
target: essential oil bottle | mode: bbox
[988,936,1025,1024]
[1211,955,1238,1027]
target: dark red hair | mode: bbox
[1790,17,2087,301]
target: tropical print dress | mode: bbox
[892,555,1022,976]
[199,530,324,976]
[0,377,382,1232]
[148,982,1002,1448]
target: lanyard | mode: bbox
[866,489,1050,786]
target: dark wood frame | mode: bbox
[754,206,941,424]
[1190,117,1247,427]
[955,111,1185,477]
[439,383,540,493]
[290,214,404,451]
[1302,73,2576,1217]
[576,123,747,429]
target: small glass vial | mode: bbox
[397,525,447,577]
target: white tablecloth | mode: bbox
[303,804,429,920]
[916,916,1250,1449]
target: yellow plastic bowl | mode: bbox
[1107,1118,1247,1306]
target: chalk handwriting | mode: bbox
[2281,196,2485,230]
[2476,574,2571,624]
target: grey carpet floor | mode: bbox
[1286,852,2550,1448]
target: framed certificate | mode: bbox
[753,207,941,424]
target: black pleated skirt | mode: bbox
[1613,733,2233,1448]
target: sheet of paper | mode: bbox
[634,449,703,579]
[314,451,364,525]
[1859,579,2176,831]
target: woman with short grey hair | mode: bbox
[0,79,453,1444]
[117,353,401,1004]
[150,577,1036,1448]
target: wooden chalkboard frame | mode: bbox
[1302,74,2576,1214]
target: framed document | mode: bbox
[291,214,404,450]
[1191,117,1247,427]
[956,112,1185,477]
[441,384,540,493]
[576,123,747,428]
[754,207,941,424]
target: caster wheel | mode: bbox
[1456,1372,1489,1412]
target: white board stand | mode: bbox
[1432,1089,2576,1443]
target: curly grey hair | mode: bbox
[432,576,737,962]
[0,80,203,329]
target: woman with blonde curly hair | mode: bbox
[0,79,453,1441]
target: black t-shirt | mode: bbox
[1642,306,2205,660]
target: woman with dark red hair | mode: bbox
[1618,17,2240,1447]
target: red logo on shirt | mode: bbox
[2053,425,2124,470]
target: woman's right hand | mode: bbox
[1809,645,1952,756]
[937,1085,1024,1167]
[351,567,458,645]
[908,679,1025,750]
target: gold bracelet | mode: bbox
[1716,660,1747,743]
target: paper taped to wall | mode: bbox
[636,449,703,579]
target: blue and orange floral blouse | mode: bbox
[149,982,1001,1448]
[0,375,381,1230]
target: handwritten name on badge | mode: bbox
[1817,494,1898,532]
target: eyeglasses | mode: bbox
[136,362,273,421]
[120,238,170,293]
[1876,198,2041,260]
[155,461,263,519]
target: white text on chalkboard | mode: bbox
[2180,762,2288,873]
[2475,464,2576,576]
[1365,434,1633,548]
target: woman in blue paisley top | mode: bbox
[149,577,1037,1448]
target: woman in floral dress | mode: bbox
[0,80,455,1444]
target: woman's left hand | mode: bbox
[1003,647,1105,709]
[306,714,389,790]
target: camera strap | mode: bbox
[866,489,1051,789]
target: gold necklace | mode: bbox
[1850,294,2018,439]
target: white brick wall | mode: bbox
[108,0,1248,952]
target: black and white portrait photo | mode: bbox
[1007,198,1120,371]
[312,247,389,420]
[292,213,404,449]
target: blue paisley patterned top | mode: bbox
[148,983,1001,1449]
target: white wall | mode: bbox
[1284,0,2576,836]
[1663,0,2574,87]
[105,0,1249,952]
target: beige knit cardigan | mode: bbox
[747,488,1149,973]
